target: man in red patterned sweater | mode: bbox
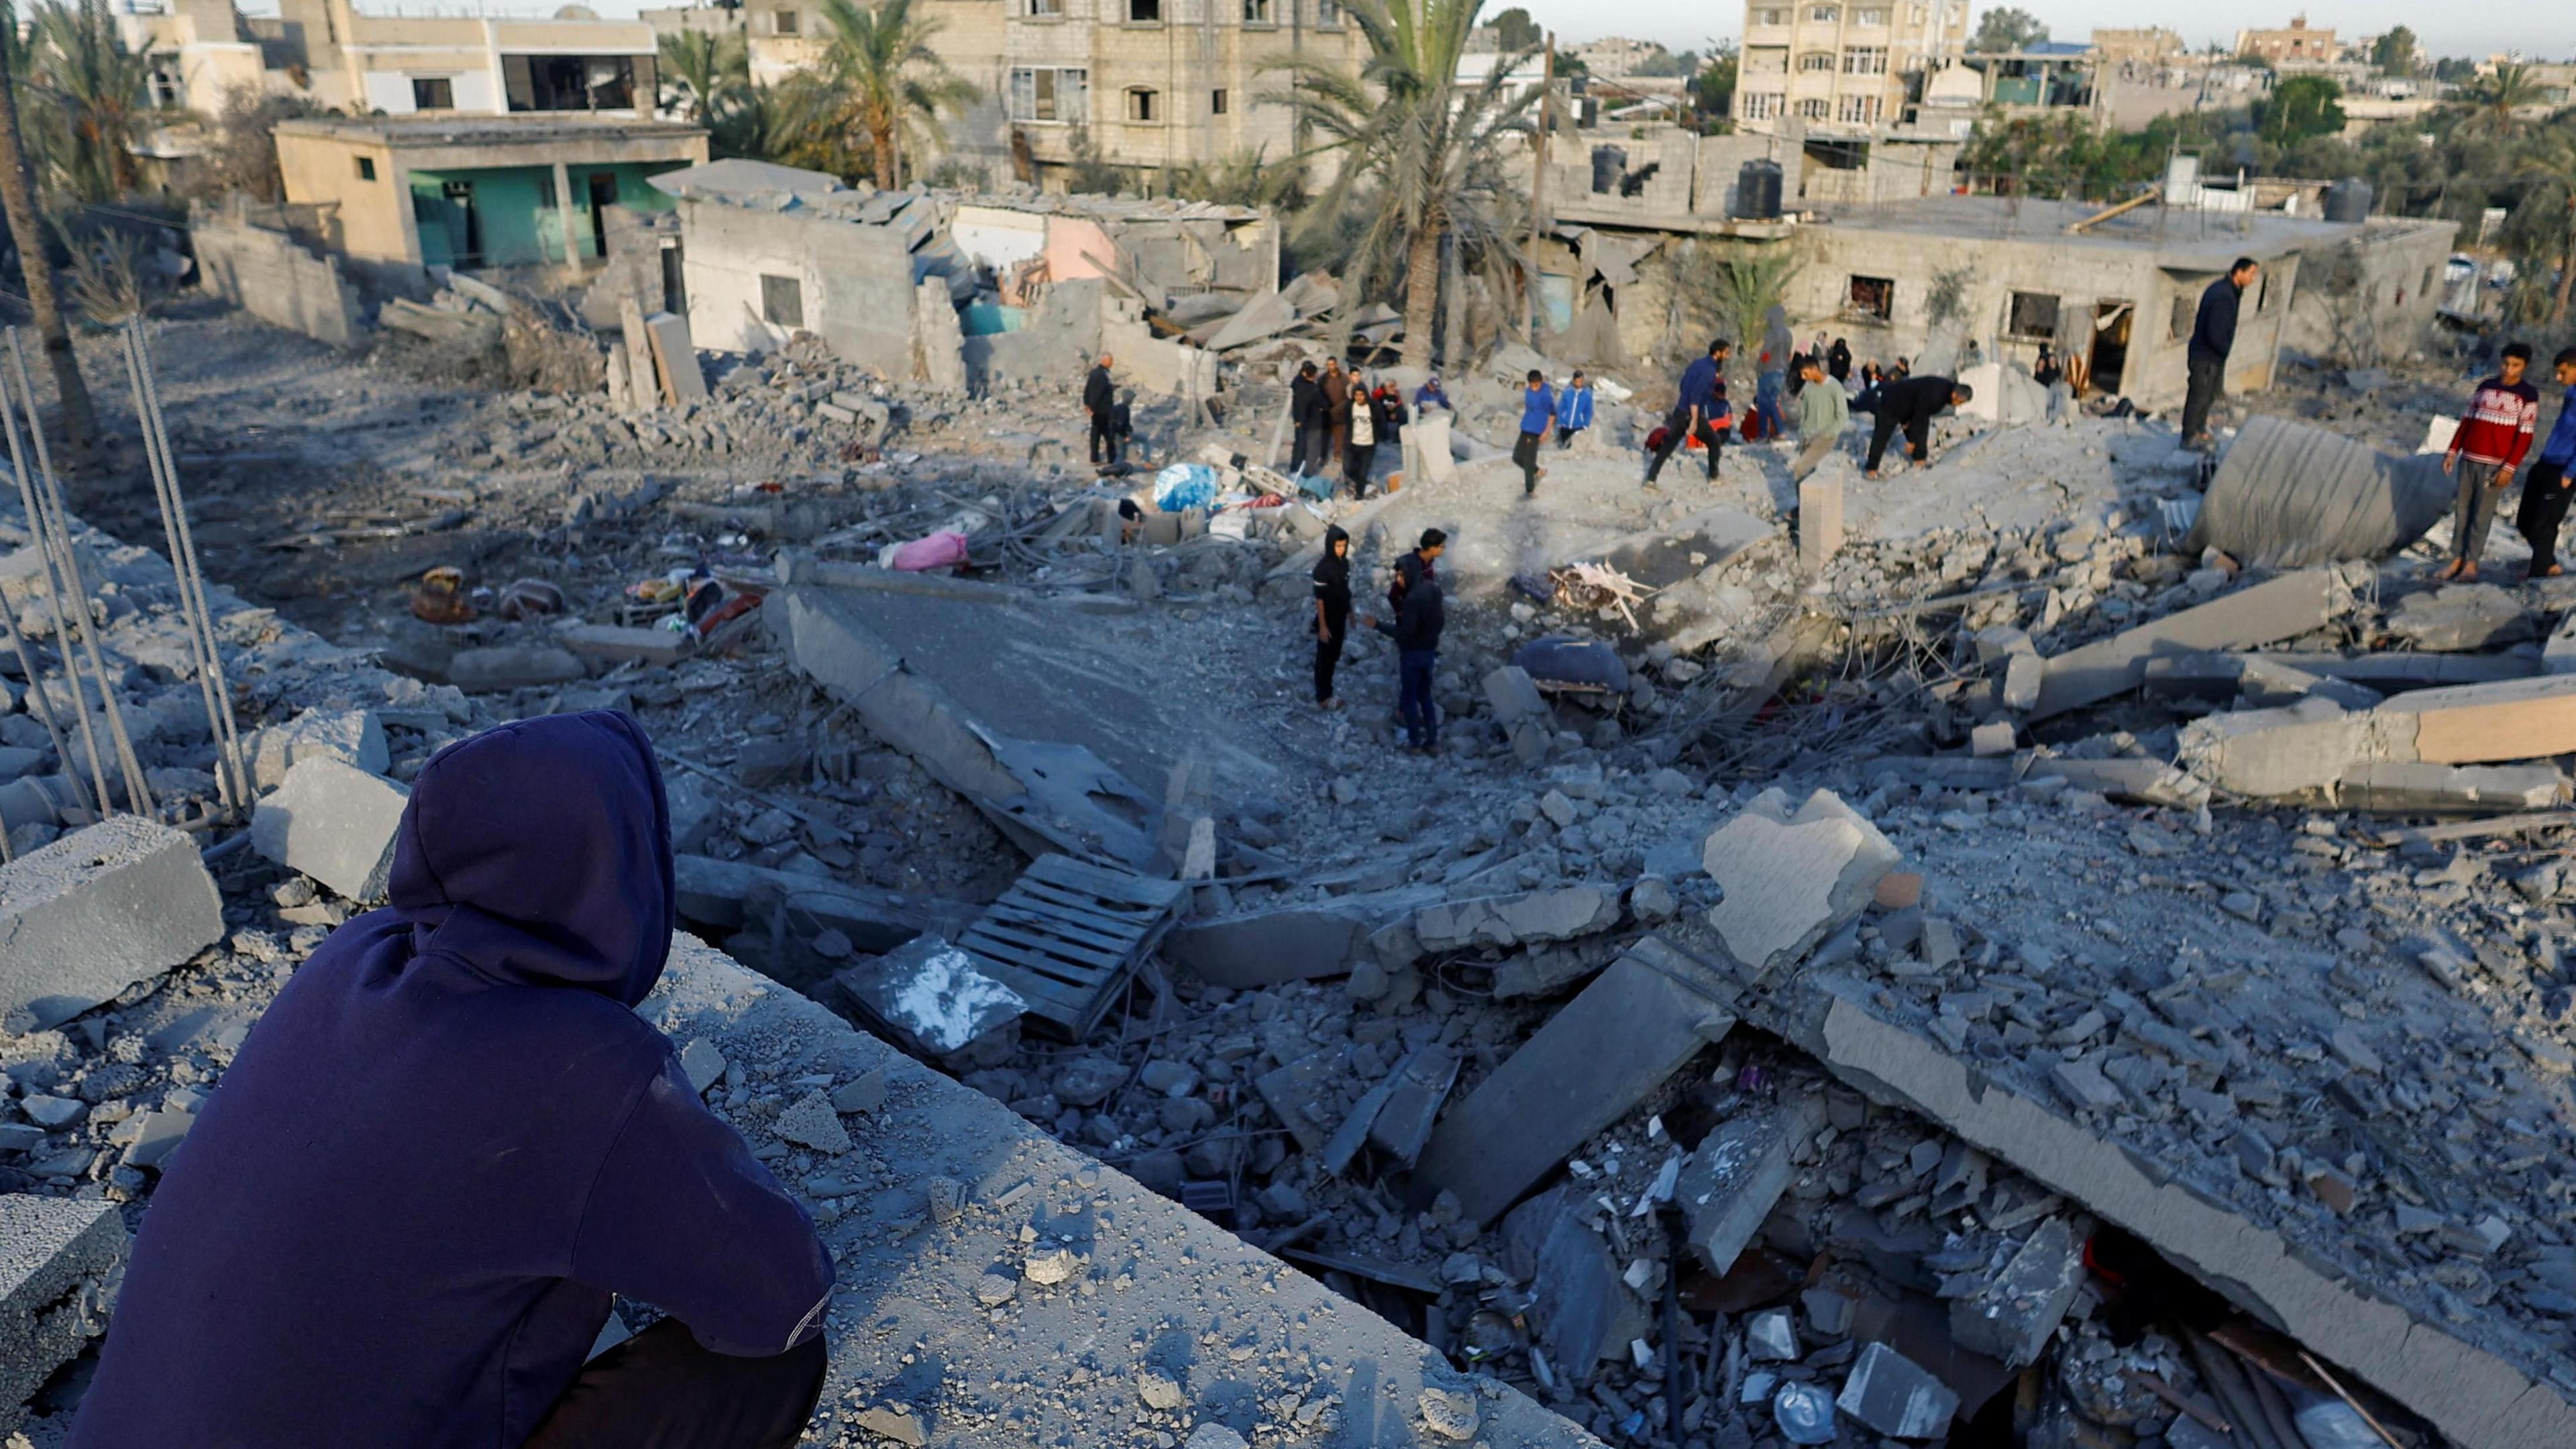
[2438,342,2542,581]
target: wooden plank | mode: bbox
[981,900,1136,955]
[963,943,1113,994]
[962,919,1127,973]
[1029,854,1186,906]
[995,886,1153,937]
[958,957,1093,1012]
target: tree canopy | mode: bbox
[1968,7,2047,54]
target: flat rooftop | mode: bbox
[1809,195,2366,268]
[650,158,1269,226]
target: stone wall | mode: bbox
[190,205,367,350]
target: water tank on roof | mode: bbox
[1735,160,1783,221]
[1590,146,1627,196]
[2324,178,2373,223]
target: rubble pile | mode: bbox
[3,310,2575,1446]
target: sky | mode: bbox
[258,0,2576,68]
[1504,0,2575,68]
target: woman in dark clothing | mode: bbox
[1312,525,1370,707]
[1827,338,1851,382]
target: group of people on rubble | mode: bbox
[2433,340,2576,583]
[1635,333,1972,490]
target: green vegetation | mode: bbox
[2260,74,2344,146]
[1968,7,2047,55]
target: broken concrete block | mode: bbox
[2336,761,2569,813]
[1836,1341,1959,1438]
[679,1038,727,1094]
[2545,612,2576,675]
[1947,1217,2083,1366]
[0,1194,125,1434]
[1411,885,1621,955]
[2176,696,2376,796]
[1407,413,1457,487]
[1702,790,1898,981]
[773,1089,852,1154]
[2375,672,2576,765]
[251,756,410,902]
[1367,1047,1458,1167]
[1499,1186,1650,1378]
[1970,721,2015,757]
[2387,584,2535,652]
[834,935,1024,1054]
[1796,470,1843,573]
[1972,626,2035,666]
[643,311,706,403]
[248,707,388,792]
[115,1108,193,1170]
[1676,1094,1825,1276]
[0,816,223,1031]
[2048,1057,2124,1113]
[672,853,945,956]
[2032,566,2356,718]
[1998,652,2042,711]
[446,645,587,693]
[561,624,684,667]
[1415,935,1737,1226]
[853,1402,927,1447]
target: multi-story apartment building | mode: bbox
[2088,28,2184,68]
[2235,15,2337,66]
[1735,0,1968,140]
[642,0,1364,193]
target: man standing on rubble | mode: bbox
[1312,524,1372,707]
[2181,258,2257,449]
[1322,358,1352,470]
[2516,347,2576,578]
[69,712,835,1449]
[1790,354,1847,483]
[1645,338,1730,488]
[2438,340,2541,582]
[1287,360,1324,479]
[1386,530,1447,751]
[1085,352,1118,466]
[1864,374,1970,478]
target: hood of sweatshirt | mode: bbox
[388,710,674,1008]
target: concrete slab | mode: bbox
[0,816,223,1032]
[1412,934,1740,1227]
[1163,892,1436,989]
[1701,790,1898,982]
[644,311,707,404]
[0,1195,125,1436]
[2377,672,2576,765]
[2031,567,2357,718]
[2334,761,2568,814]
[671,853,961,955]
[1946,1217,2082,1368]
[247,708,387,793]
[446,646,588,693]
[1675,1093,1825,1276]
[636,934,1592,1447]
[250,756,409,902]
[561,624,686,667]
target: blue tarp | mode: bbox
[1152,463,1221,512]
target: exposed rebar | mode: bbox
[0,356,115,817]
[0,579,91,824]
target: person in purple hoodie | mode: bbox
[68,710,834,1449]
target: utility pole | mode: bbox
[1523,33,1554,341]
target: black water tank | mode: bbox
[1590,145,1626,195]
[2323,177,2373,223]
[1735,160,1783,220]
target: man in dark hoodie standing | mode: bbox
[1385,529,1447,751]
[1311,524,1373,708]
[69,711,834,1449]
[1085,352,1118,466]
[1287,360,1324,480]
[2181,258,2257,448]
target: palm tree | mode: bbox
[2463,62,2546,136]
[0,0,93,449]
[814,0,976,189]
[658,29,749,125]
[2504,127,2576,327]
[1268,0,1541,368]
[27,0,152,203]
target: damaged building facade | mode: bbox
[649,158,1272,395]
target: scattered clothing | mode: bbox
[68,712,834,1449]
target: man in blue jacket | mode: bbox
[2516,347,2576,578]
[1645,339,1730,487]
[1554,370,1595,449]
[2181,257,2258,448]
[70,711,834,1449]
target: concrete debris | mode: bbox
[1946,1217,2083,1366]
[250,757,410,902]
[2385,584,2536,651]
[1676,1094,1825,1275]
[835,935,1026,1054]
[773,1089,853,1154]
[248,708,388,792]
[443,645,588,693]
[2180,674,2576,803]
[1702,789,1898,981]
[1836,1340,1960,1439]
[1501,1186,1650,1378]
[2031,566,2359,718]
[1406,885,1621,957]
[0,1195,125,1436]
[0,816,224,1031]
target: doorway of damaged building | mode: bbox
[407,162,687,270]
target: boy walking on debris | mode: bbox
[2516,348,2576,578]
[1514,370,1554,495]
[1645,339,1730,488]
[1790,354,1848,483]
[1084,352,1117,466]
[2438,341,2541,582]
[1554,371,1595,449]
[70,712,834,1449]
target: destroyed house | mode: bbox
[1788,196,2452,411]
[272,115,708,282]
[650,159,1273,394]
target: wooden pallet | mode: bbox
[957,854,1188,1039]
